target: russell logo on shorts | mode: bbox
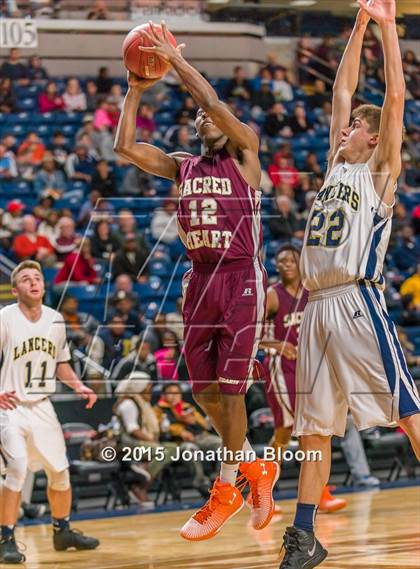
[242,288,253,297]
[353,310,363,319]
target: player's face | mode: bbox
[12,269,45,304]
[338,117,377,160]
[195,108,224,144]
[276,250,300,283]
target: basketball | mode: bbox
[122,23,177,79]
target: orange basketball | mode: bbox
[122,23,177,79]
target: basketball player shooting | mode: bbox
[0,261,99,565]
[279,2,420,568]
[114,21,280,542]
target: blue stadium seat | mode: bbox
[5,112,31,124]
[149,260,170,277]
[17,98,37,112]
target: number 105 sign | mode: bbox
[0,19,38,48]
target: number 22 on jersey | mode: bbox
[306,207,346,248]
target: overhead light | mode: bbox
[289,0,318,6]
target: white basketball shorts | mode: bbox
[294,280,420,437]
[0,397,68,473]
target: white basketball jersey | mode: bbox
[300,162,393,291]
[0,304,71,402]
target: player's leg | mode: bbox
[398,414,420,460]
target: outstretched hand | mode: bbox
[138,20,186,64]
[127,71,160,93]
[358,0,396,25]
[356,7,371,26]
[76,385,97,409]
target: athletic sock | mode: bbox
[220,462,240,486]
[52,516,70,532]
[293,503,317,532]
[1,525,15,541]
[242,438,256,462]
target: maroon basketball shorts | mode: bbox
[263,355,296,429]
[182,258,267,395]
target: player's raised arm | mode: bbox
[140,22,259,153]
[328,9,370,170]
[360,0,405,200]
[113,73,182,180]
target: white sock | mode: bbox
[242,438,256,462]
[220,462,239,486]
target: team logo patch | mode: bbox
[242,288,253,297]
[353,310,363,319]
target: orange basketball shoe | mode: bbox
[239,459,280,530]
[180,477,244,541]
[318,485,347,513]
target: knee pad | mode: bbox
[4,456,27,493]
[46,468,70,492]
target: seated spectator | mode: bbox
[1,133,17,154]
[308,79,329,109]
[91,159,117,197]
[60,295,99,351]
[115,209,150,253]
[114,374,177,499]
[93,97,113,130]
[109,83,124,110]
[268,195,301,241]
[175,96,196,123]
[13,214,55,265]
[136,103,156,134]
[112,336,158,386]
[112,232,149,281]
[91,219,119,260]
[48,131,70,167]
[413,204,420,236]
[154,330,188,382]
[272,68,294,102]
[400,264,420,309]
[3,199,25,234]
[96,66,113,95]
[251,80,275,114]
[37,209,60,243]
[33,153,66,197]
[54,216,79,261]
[38,81,64,113]
[27,55,48,82]
[78,189,115,227]
[121,165,156,196]
[393,226,419,273]
[268,154,299,190]
[316,100,332,127]
[17,132,46,166]
[155,382,221,493]
[97,314,132,372]
[288,103,314,135]
[16,149,36,181]
[62,77,87,112]
[54,237,99,285]
[86,80,99,112]
[305,152,322,175]
[0,78,16,113]
[65,144,97,182]
[263,103,290,138]
[87,0,108,19]
[165,297,184,341]
[224,65,253,101]
[0,48,28,82]
[111,273,141,309]
[151,199,178,244]
[173,126,197,154]
[109,290,145,336]
[0,143,17,179]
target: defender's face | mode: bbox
[13,269,45,303]
[338,117,377,159]
[195,108,224,143]
[276,251,300,283]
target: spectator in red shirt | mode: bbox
[12,214,55,265]
[54,238,99,285]
[17,132,46,166]
[268,155,299,190]
[38,81,64,113]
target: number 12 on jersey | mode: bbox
[306,207,345,247]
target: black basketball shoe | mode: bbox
[53,528,100,551]
[0,537,26,564]
[279,526,328,568]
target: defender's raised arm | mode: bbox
[329,9,370,169]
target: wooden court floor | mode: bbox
[8,486,420,569]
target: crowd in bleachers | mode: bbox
[0,29,419,505]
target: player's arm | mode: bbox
[56,362,97,409]
[113,74,182,181]
[140,22,259,153]
[360,0,404,205]
[328,9,370,170]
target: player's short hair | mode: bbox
[11,260,43,287]
[276,243,301,258]
[351,104,382,134]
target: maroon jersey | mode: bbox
[271,283,308,377]
[177,147,262,264]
